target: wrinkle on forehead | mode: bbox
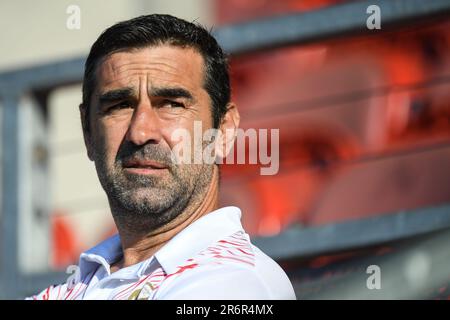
[95,45,205,92]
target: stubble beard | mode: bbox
[93,142,214,234]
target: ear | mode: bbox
[216,102,240,161]
[79,103,94,161]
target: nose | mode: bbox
[125,98,162,146]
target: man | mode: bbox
[29,14,296,300]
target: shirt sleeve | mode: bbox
[25,283,69,300]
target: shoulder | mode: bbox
[250,245,297,299]
[156,231,296,300]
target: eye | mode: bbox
[164,100,185,108]
[104,101,133,113]
[113,101,132,109]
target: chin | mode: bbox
[125,189,174,209]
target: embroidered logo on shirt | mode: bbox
[128,282,155,300]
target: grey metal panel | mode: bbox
[18,271,68,299]
[292,228,450,299]
[17,96,52,275]
[0,94,20,299]
[213,0,450,55]
[253,203,450,261]
[0,57,85,95]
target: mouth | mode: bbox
[122,159,169,175]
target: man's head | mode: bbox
[80,14,239,231]
[82,14,231,131]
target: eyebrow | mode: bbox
[149,87,195,103]
[98,87,135,105]
[98,86,195,105]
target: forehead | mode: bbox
[95,45,206,93]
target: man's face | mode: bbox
[84,45,215,229]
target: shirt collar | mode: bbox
[77,206,244,278]
[78,234,122,279]
[155,206,243,274]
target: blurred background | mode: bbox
[1,0,450,299]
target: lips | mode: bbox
[122,159,168,170]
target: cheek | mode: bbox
[162,103,214,150]
[94,119,129,162]
[162,115,202,150]
[163,119,216,165]
[162,123,186,152]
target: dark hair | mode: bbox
[81,14,230,130]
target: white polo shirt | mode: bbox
[29,206,296,300]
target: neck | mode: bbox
[111,165,219,271]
